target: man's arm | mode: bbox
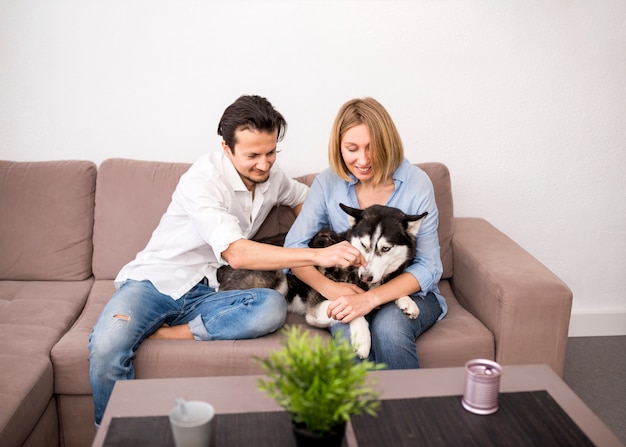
[222,238,363,270]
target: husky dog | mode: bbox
[217,203,428,359]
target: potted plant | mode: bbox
[256,325,383,446]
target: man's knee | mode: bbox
[259,291,288,332]
[89,313,135,358]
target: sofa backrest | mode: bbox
[92,158,454,280]
[419,162,454,278]
[92,158,191,279]
[0,160,97,280]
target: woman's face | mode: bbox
[341,123,374,183]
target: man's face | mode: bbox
[223,128,279,191]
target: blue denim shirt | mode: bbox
[284,158,447,320]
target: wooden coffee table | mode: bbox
[91,364,623,446]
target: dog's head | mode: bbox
[340,203,428,286]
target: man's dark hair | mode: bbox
[217,95,287,153]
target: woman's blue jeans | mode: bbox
[88,279,286,425]
[330,291,442,369]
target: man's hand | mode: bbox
[315,241,366,268]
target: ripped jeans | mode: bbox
[88,279,286,425]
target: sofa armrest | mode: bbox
[450,217,573,376]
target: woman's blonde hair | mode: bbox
[328,97,404,187]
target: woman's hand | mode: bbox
[327,273,420,323]
[327,292,378,323]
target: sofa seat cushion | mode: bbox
[0,355,53,447]
[0,279,92,446]
[52,280,115,395]
[0,160,96,281]
[53,279,492,396]
[0,280,93,356]
[51,280,329,395]
[416,280,494,367]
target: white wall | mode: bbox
[1,0,625,336]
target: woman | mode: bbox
[284,97,447,369]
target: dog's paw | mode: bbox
[396,296,420,319]
[352,334,371,359]
[349,317,371,359]
[304,301,334,328]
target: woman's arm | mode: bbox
[284,174,335,250]
[291,265,364,300]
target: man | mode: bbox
[88,95,363,426]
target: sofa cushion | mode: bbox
[0,160,96,281]
[0,355,53,447]
[0,279,92,446]
[51,279,330,395]
[92,159,191,280]
[415,280,493,367]
[418,163,454,279]
[52,280,120,395]
[52,279,492,397]
[0,280,93,356]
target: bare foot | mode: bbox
[149,324,193,340]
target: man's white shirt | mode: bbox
[115,152,308,299]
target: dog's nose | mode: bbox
[360,272,374,283]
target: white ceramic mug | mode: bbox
[168,400,215,447]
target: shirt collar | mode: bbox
[222,157,248,192]
[347,173,359,186]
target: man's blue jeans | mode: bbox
[88,279,287,425]
[330,291,442,369]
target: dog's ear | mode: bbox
[339,203,363,227]
[405,212,428,237]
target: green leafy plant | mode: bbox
[256,325,383,435]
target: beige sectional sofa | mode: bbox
[0,158,573,447]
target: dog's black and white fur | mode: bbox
[217,203,428,359]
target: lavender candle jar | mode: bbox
[462,359,502,415]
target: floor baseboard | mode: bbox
[568,311,626,337]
